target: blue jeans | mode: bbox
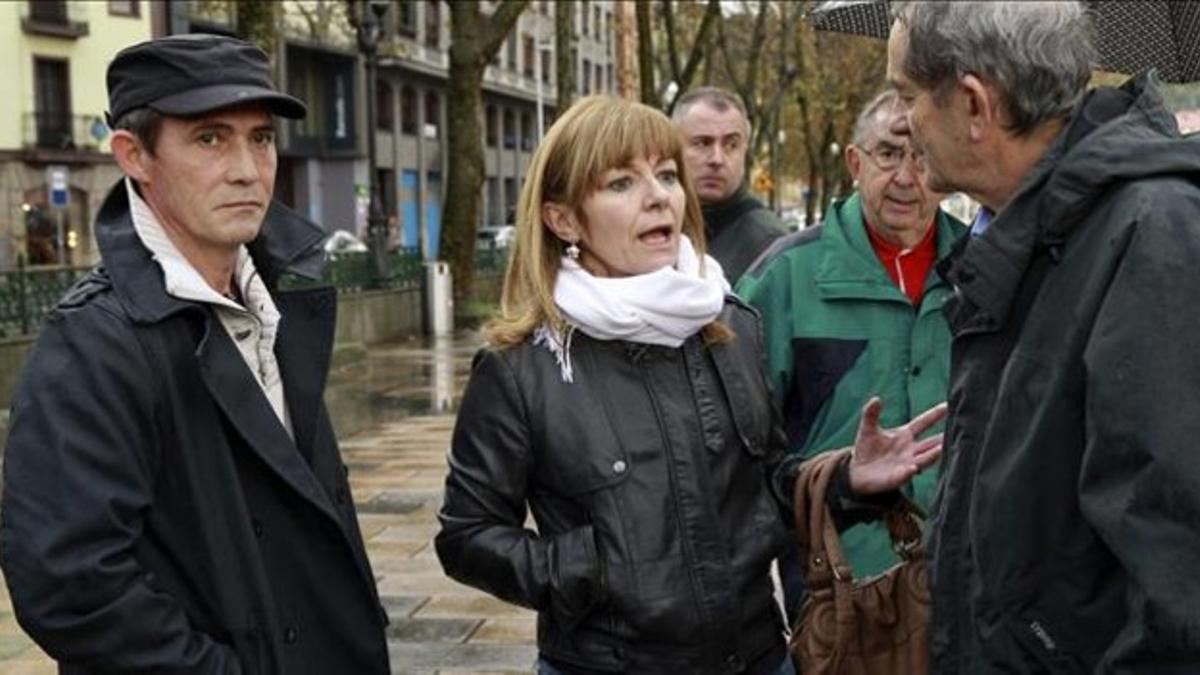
[536,655,796,675]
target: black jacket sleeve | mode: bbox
[1081,203,1200,669]
[435,349,603,631]
[0,303,241,674]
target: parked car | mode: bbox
[323,229,369,254]
[477,224,516,250]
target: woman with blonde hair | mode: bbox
[435,96,944,674]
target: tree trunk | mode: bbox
[636,1,656,107]
[556,0,575,112]
[442,0,529,302]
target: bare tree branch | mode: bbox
[663,1,682,86]
[556,0,576,111]
[667,0,721,113]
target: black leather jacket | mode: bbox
[436,298,794,674]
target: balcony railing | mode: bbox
[22,112,110,152]
[19,0,89,38]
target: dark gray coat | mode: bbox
[1,183,389,674]
[930,74,1200,673]
[702,188,786,285]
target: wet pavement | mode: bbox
[0,332,541,675]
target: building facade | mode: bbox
[0,0,151,269]
[375,0,617,259]
[0,0,619,271]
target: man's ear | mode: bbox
[845,145,863,183]
[541,202,579,243]
[959,73,999,143]
[110,130,150,183]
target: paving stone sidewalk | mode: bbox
[0,412,538,675]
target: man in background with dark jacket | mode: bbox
[673,87,785,284]
[887,1,1200,671]
[1,35,389,674]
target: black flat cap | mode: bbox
[106,34,307,125]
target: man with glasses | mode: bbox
[673,87,785,284]
[737,89,965,618]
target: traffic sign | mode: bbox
[47,165,69,208]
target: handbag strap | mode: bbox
[793,449,928,657]
[792,449,854,589]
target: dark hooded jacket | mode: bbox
[1,182,390,674]
[930,73,1200,673]
[702,188,786,285]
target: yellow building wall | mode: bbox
[0,0,152,152]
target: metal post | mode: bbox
[359,0,391,281]
[55,209,66,266]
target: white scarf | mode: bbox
[534,235,730,382]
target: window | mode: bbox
[400,85,416,135]
[108,0,139,17]
[503,177,516,220]
[581,0,589,35]
[376,79,393,131]
[606,13,613,54]
[502,109,515,149]
[397,0,416,37]
[594,6,602,39]
[523,34,535,78]
[541,49,552,84]
[582,58,591,95]
[607,63,614,92]
[520,111,534,151]
[424,0,440,49]
[485,105,498,147]
[487,177,501,223]
[33,57,71,149]
[424,91,440,135]
[595,63,604,93]
[506,34,517,71]
[30,0,67,24]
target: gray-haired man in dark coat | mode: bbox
[887,2,1200,671]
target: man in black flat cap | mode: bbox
[1,34,390,674]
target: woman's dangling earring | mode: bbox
[566,240,581,260]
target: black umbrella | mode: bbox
[809,0,1200,83]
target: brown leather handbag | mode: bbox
[788,449,932,675]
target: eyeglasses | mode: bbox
[857,143,926,172]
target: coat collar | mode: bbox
[701,186,763,241]
[94,178,328,325]
[940,71,1200,330]
[814,192,963,304]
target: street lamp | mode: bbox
[357,0,391,279]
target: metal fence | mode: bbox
[1,246,510,339]
[0,260,91,338]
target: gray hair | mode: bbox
[112,106,164,154]
[852,89,901,146]
[892,1,1096,136]
[672,86,751,136]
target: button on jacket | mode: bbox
[436,299,795,674]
